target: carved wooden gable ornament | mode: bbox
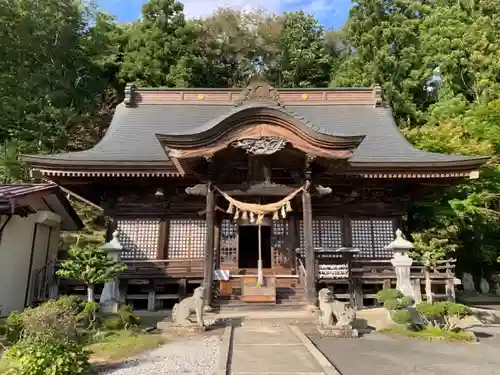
[231,136,287,155]
[234,77,284,107]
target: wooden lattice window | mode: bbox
[167,219,207,259]
[271,220,289,266]
[220,220,237,264]
[299,218,342,256]
[351,218,395,258]
[116,218,161,259]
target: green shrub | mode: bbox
[6,311,24,343]
[384,298,402,310]
[118,304,140,328]
[102,305,140,331]
[103,316,124,330]
[6,335,95,375]
[22,300,79,341]
[376,289,403,304]
[77,301,100,329]
[54,295,84,312]
[390,309,413,325]
[399,296,414,308]
[416,301,472,331]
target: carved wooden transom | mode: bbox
[231,136,287,155]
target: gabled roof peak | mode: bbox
[234,76,284,107]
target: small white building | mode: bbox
[0,183,82,316]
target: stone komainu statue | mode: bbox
[172,286,205,327]
[318,288,356,328]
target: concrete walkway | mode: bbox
[227,322,335,375]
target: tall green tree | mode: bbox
[266,11,333,87]
[120,0,202,87]
[332,0,430,124]
[0,0,126,154]
[57,246,127,301]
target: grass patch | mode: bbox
[380,326,477,342]
[87,330,166,364]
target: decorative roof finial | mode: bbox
[124,84,137,107]
[372,85,382,107]
[234,76,284,107]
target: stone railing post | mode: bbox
[386,229,414,298]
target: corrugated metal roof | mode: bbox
[0,183,58,201]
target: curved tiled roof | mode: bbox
[23,101,487,169]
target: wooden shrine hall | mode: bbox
[23,79,488,310]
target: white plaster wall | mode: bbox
[0,208,62,316]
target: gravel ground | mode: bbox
[101,335,221,375]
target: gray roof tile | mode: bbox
[31,102,485,166]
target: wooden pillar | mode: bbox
[354,279,364,309]
[214,216,221,269]
[412,279,422,304]
[179,278,187,300]
[203,183,216,306]
[302,189,316,305]
[286,214,297,270]
[147,281,156,312]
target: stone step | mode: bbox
[215,301,308,312]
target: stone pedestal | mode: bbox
[100,280,120,313]
[157,321,209,333]
[317,326,359,338]
[386,229,414,298]
[391,253,413,297]
[99,230,126,313]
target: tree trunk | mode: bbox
[424,269,433,303]
[87,285,95,302]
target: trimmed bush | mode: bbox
[376,288,403,304]
[384,298,402,311]
[77,301,100,329]
[390,309,413,325]
[6,335,95,375]
[118,304,141,328]
[21,300,79,341]
[5,311,24,343]
[416,301,471,331]
[54,295,84,312]
[103,316,124,330]
[399,296,414,308]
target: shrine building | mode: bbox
[23,79,488,310]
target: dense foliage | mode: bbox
[57,246,127,301]
[1,0,499,279]
[1,297,142,374]
[376,288,472,332]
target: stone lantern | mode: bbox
[385,229,414,297]
[99,230,126,313]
